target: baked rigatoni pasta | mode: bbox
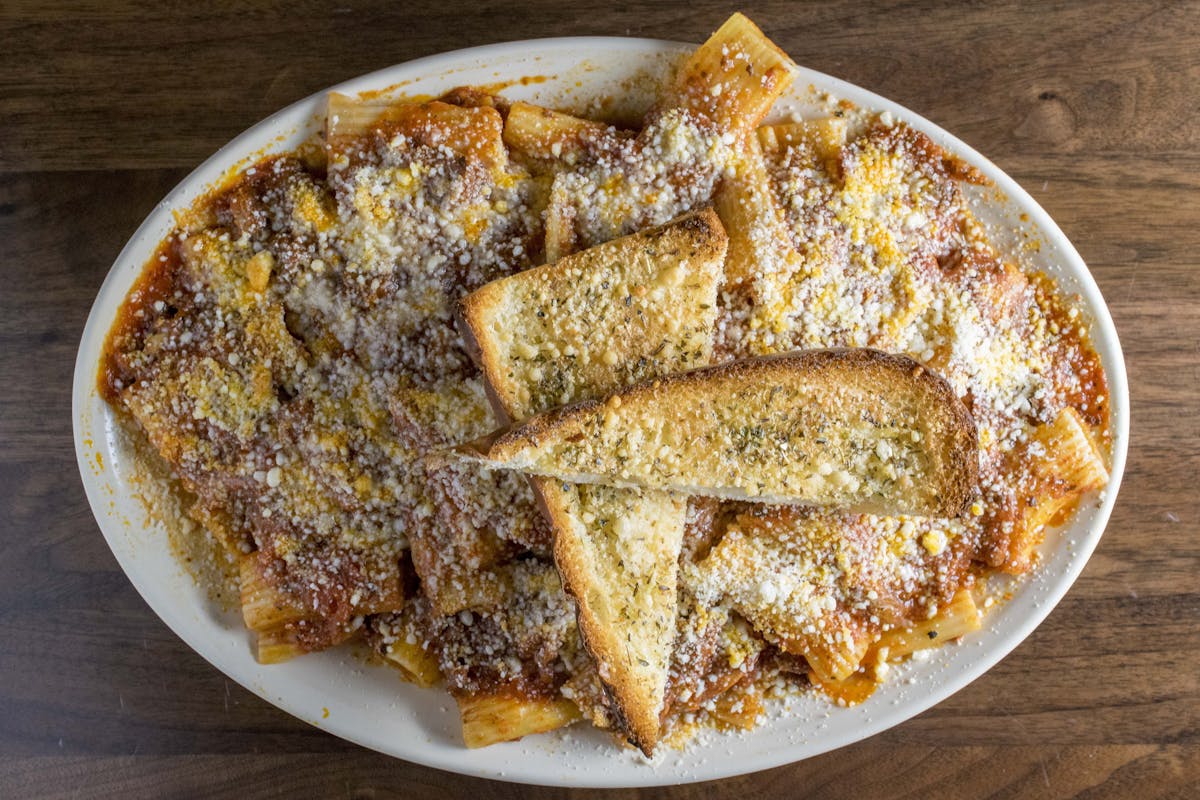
[99,12,1110,753]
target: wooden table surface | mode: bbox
[2,1,1197,797]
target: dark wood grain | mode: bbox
[1,1,1197,796]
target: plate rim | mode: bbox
[73,35,1130,788]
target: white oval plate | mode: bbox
[74,38,1128,787]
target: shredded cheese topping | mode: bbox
[103,71,1109,740]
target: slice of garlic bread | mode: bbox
[463,349,980,519]
[456,209,728,754]
[535,480,686,752]
[459,208,727,420]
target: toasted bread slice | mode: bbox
[459,208,727,419]
[535,480,687,752]
[461,349,980,518]
[456,209,728,754]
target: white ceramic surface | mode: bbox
[73,38,1129,787]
